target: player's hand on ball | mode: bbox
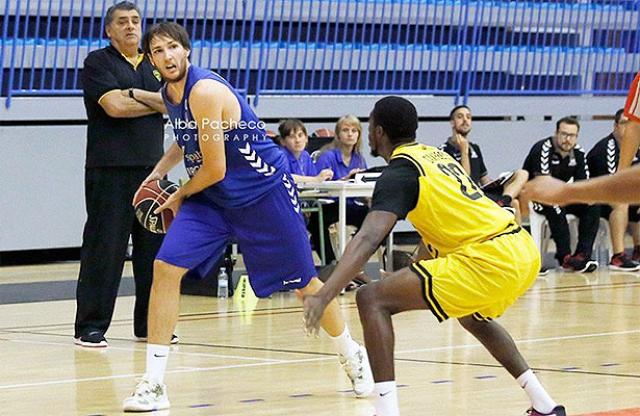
[154,189,184,216]
[142,171,163,184]
[133,172,163,205]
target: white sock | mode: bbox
[517,369,557,413]
[373,381,399,416]
[330,326,360,357]
[146,344,170,384]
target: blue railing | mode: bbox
[2,0,640,107]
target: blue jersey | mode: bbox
[163,65,287,208]
[315,147,367,179]
[284,148,317,177]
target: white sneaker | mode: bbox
[339,344,374,398]
[123,378,170,412]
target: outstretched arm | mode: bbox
[522,167,640,205]
[303,211,398,334]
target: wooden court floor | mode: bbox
[0,263,639,415]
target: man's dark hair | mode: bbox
[105,1,141,27]
[556,116,580,132]
[614,108,625,124]
[371,96,418,145]
[278,119,307,139]
[449,104,470,120]
[142,22,191,55]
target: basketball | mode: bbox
[133,180,180,234]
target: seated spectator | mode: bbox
[587,109,640,271]
[277,119,333,267]
[278,119,333,183]
[440,105,529,223]
[314,115,369,265]
[316,115,368,180]
[523,116,600,273]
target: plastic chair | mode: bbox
[528,201,579,256]
[527,201,611,261]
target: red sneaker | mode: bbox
[609,252,640,271]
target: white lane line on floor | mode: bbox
[2,327,640,390]
[0,356,331,390]
[0,337,285,362]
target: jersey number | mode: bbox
[437,163,482,200]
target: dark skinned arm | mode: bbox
[303,210,398,335]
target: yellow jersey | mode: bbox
[391,143,515,258]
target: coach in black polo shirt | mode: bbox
[523,116,600,273]
[75,1,167,347]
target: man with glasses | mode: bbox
[586,109,640,271]
[522,117,600,273]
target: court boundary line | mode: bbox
[1,327,638,391]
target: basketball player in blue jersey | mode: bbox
[122,22,373,412]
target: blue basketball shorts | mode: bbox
[155,174,317,297]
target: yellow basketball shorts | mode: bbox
[410,227,540,322]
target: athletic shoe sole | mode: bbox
[577,261,598,273]
[74,337,108,348]
[609,264,640,272]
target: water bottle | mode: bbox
[596,246,609,267]
[217,267,229,298]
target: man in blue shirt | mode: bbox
[122,22,373,412]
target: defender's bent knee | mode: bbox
[356,282,379,310]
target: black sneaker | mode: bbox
[134,334,180,345]
[609,253,640,271]
[526,405,566,416]
[562,253,598,273]
[74,331,108,348]
[538,266,551,276]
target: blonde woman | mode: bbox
[314,115,369,267]
[316,114,367,179]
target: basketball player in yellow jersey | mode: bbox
[302,96,565,416]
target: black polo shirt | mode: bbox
[81,44,164,168]
[522,137,589,182]
[587,133,640,178]
[439,139,488,184]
